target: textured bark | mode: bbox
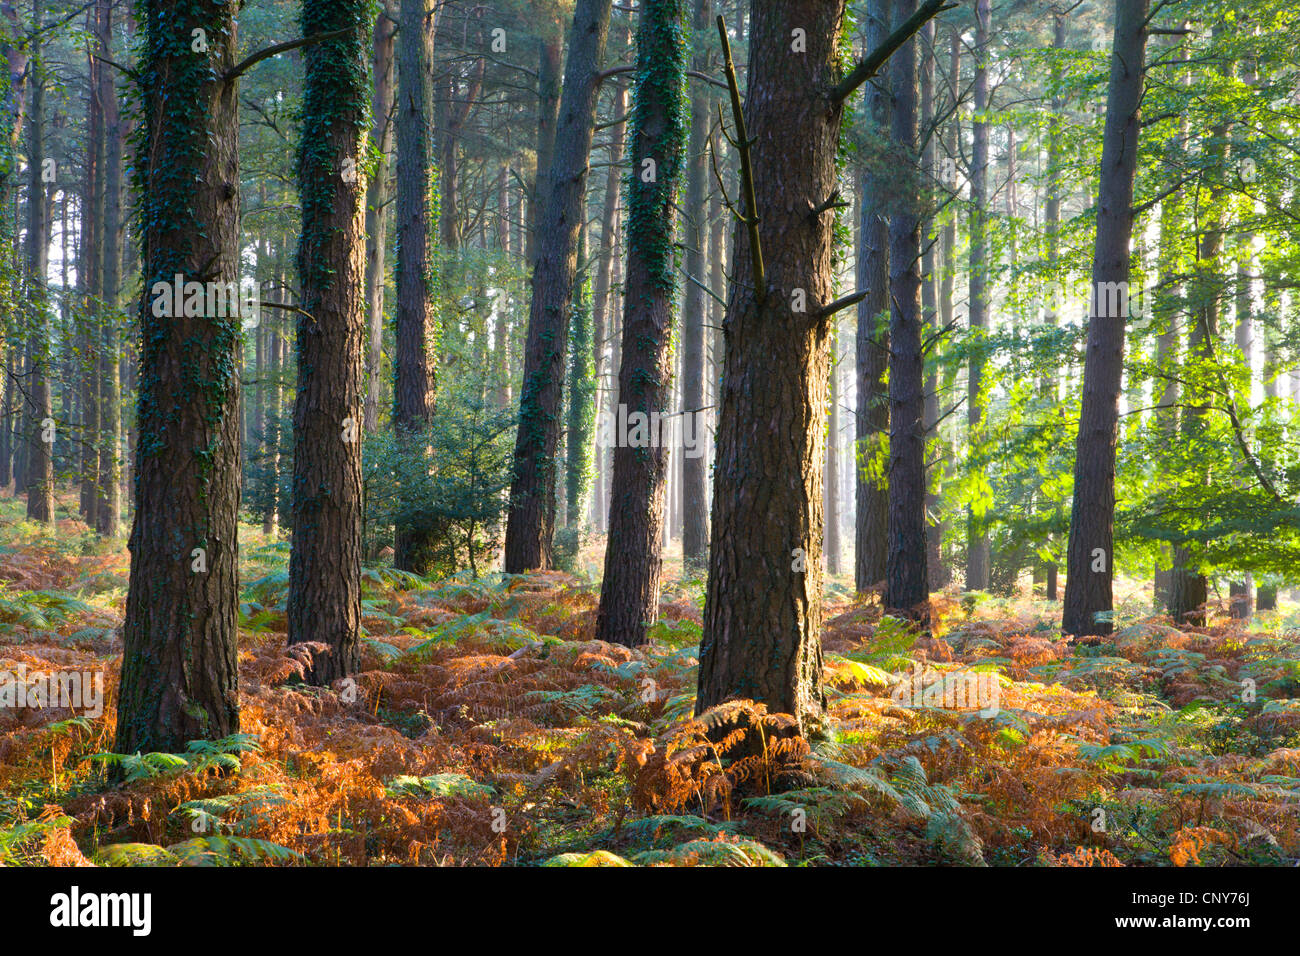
[528,23,564,266]
[885,0,929,621]
[920,19,941,588]
[853,0,890,593]
[363,0,397,435]
[80,2,103,528]
[23,2,52,526]
[115,0,242,754]
[965,0,990,590]
[825,324,842,575]
[680,0,712,570]
[288,0,371,685]
[393,0,438,573]
[595,0,687,647]
[932,27,958,592]
[591,65,628,533]
[504,0,613,572]
[697,0,847,735]
[1061,0,1148,637]
[1041,13,1066,599]
[95,0,123,537]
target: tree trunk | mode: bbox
[965,0,990,590]
[1061,0,1149,637]
[23,3,53,526]
[698,0,847,734]
[504,0,613,572]
[363,0,397,435]
[595,0,688,647]
[885,0,929,621]
[393,0,438,573]
[853,0,890,594]
[95,0,123,537]
[288,0,371,685]
[116,0,242,753]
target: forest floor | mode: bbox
[1,495,1299,866]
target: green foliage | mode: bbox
[362,383,515,577]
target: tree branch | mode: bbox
[225,28,351,83]
[829,0,954,105]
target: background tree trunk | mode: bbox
[1061,0,1149,638]
[287,0,371,684]
[504,0,613,572]
[595,0,688,647]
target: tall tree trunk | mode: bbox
[565,226,595,531]
[825,323,842,575]
[853,0,890,594]
[23,2,52,525]
[964,0,990,590]
[590,71,628,534]
[95,0,123,537]
[1061,0,1149,637]
[363,0,397,435]
[392,0,438,573]
[1042,12,1066,600]
[528,22,564,266]
[920,19,941,588]
[504,0,613,572]
[116,0,242,753]
[680,0,712,570]
[288,0,371,684]
[884,0,928,620]
[595,0,687,647]
[698,0,845,734]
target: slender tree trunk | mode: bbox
[884,0,929,621]
[392,0,438,573]
[595,0,688,647]
[24,4,52,526]
[95,0,122,537]
[504,0,613,572]
[1061,0,1149,637]
[680,0,712,570]
[363,0,397,435]
[288,0,371,684]
[825,322,842,576]
[116,0,242,753]
[854,0,890,593]
[965,0,990,590]
[590,69,628,535]
[920,19,941,588]
[1042,13,1066,600]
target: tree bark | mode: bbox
[24,0,53,526]
[95,0,123,537]
[885,0,929,621]
[504,0,613,572]
[680,0,712,571]
[595,0,688,647]
[116,0,242,753]
[853,0,890,594]
[288,0,371,684]
[1061,0,1149,637]
[393,0,438,573]
[363,0,397,435]
[965,0,990,591]
[697,0,846,734]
